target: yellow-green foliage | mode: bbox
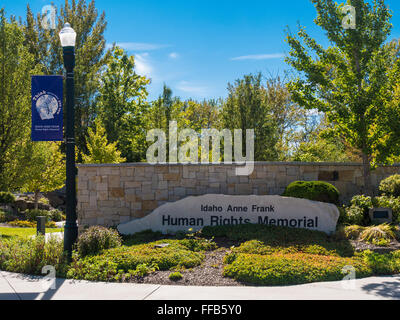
[0,235,68,276]
[360,224,396,243]
[223,251,373,286]
[67,239,215,281]
[169,271,183,281]
[19,142,65,195]
[223,238,400,285]
[82,119,125,164]
[7,220,57,228]
[379,174,400,197]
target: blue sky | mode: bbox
[4,0,400,101]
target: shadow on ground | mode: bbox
[361,277,400,299]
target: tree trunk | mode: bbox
[34,190,39,210]
[362,153,373,196]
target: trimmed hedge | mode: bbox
[282,181,340,205]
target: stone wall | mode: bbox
[77,162,400,230]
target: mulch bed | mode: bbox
[135,248,244,287]
[351,239,400,253]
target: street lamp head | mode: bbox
[59,23,76,48]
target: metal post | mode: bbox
[62,46,78,257]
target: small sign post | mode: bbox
[36,216,46,236]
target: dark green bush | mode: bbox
[373,196,400,223]
[344,205,366,225]
[282,181,340,204]
[379,174,400,197]
[49,209,64,222]
[343,195,400,225]
[0,192,15,204]
[76,226,122,256]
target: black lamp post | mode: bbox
[59,23,78,257]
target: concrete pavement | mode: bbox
[1,270,400,300]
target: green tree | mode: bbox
[265,76,307,160]
[222,73,278,161]
[82,119,125,164]
[20,142,65,209]
[97,46,150,162]
[178,99,221,131]
[0,9,37,190]
[23,0,110,155]
[285,0,400,195]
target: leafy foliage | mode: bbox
[0,192,15,204]
[19,142,65,209]
[82,119,126,164]
[0,235,68,276]
[285,0,400,195]
[343,194,400,225]
[67,239,210,281]
[97,46,150,162]
[379,174,400,197]
[222,73,278,161]
[0,10,38,190]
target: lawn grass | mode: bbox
[0,227,63,239]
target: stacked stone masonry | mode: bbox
[77,162,400,230]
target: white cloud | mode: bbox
[175,81,208,96]
[168,52,179,59]
[106,42,170,51]
[231,53,285,61]
[134,53,153,78]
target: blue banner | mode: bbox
[31,75,63,141]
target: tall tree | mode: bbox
[23,0,110,155]
[97,46,150,162]
[0,9,37,190]
[264,76,307,160]
[222,73,278,161]
[285,0,400,195]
